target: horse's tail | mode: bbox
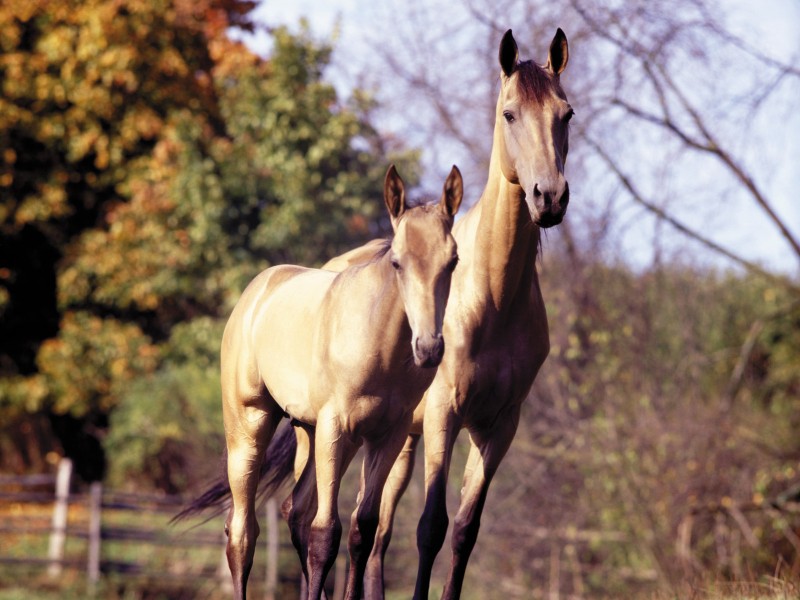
[172,423,298,524]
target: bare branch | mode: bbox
[695,1,800,78]
[724,299,800,409]
[376,44,486,160]
[569,0,800,262]
[610,98,711,152]
[648,61,800,258]
[586,136,800,291]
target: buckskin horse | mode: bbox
[181,165,462,600]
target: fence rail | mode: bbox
[1,459,647,599]
[0,457,644,599]
[0,458,304,599]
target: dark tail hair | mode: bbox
[172,423,298,523]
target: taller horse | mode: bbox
[361,28,573,599]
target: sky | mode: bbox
[234,0,800,277]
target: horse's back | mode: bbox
[322,238,387,272]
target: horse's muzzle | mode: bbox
[529,182,569,229]
[414,334,445,368]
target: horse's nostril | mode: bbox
[434,338,445,361]
[533,183,542,198]
[414,335,445,368]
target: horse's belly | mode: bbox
[256,325,317,424]
[334,387,426,441]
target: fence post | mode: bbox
[265,498,279,600]
[565,543,584,598]
[548,540,561,600]
[87,481,102,590]
[48,457,72,577]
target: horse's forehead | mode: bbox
[395,211,449,254]
[503,63,566,108]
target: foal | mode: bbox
[221,165,462,599]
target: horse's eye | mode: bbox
[391,259,401,271]
[446,257,459,272]
[564,108,574,123]
[503,111,515,123]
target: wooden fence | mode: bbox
[0,457,648,599]
[0,458,345,598]
[7,458,793,599]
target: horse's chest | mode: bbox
[452,319,547,423]
[313,355,433,437]
[476,341,539,399]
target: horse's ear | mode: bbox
[384,164,406,222]
[440,165,463,218]
[546,28,568,76]
[499,29,518,77]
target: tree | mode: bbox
[0,0,419,487]
[0,0,246,479]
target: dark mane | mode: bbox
[369,239,392,261]
[514,60,554,104]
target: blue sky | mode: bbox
[236,0,800,277]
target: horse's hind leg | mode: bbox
[364,433,420,599]
[285,424,317,588]
[223,385,282,600]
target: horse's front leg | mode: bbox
[288,423,355,600]
[345,421,414,600]
[223,391,282,600]
[442,403,521,600]
[306,405,354,600]
[414,402,462,600]
[364,433,420,599]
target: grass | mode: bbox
[2,500,797,599]
[646,575,799,600]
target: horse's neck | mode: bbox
[468,149,540,312]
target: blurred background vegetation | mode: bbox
[1,0,798,598]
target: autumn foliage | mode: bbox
[0,0,417,482]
